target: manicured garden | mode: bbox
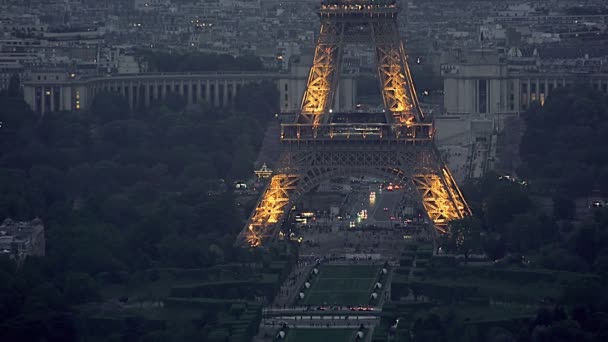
[302,265,380,306]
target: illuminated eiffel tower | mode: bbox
[239,0,470,247]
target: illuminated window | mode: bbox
[75,90,81,110]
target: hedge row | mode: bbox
[409,281,478,303]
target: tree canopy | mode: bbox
[0,78,278,341]
[141,51,265,73]
[519,86,608,196]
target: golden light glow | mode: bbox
[300,24,342,124]
[244,174,298,247]
[254,163,273,179]
[375,42,423,124]
[240,1,469,247]
[412,167,471,232]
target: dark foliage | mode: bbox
[141,50,265,73]
[519,86,608,196]
[0,78,278,340]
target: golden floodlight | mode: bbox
[238,0,470,248]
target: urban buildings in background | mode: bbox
[2,0,608,180]
[0,218,45,265]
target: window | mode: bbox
[508,81,515,111]
[284,83,288,91]
[75,90,81,110]
[478,80,487,113]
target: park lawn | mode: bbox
[319,265,379,278]
[303,265,379,306]
[285,328,355,342]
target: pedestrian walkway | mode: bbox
[272,261,315,307]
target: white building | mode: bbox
[440,47,608,179]
[22,64,357,115]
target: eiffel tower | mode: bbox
[239,0,470,247]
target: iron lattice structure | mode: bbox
[239,0,471,247]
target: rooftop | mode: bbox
[0,218,44,240]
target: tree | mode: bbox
[484,181,532,233]
[571,224,599,266]
[442,216,482,263]
[411,313,444,342]
[234,81,279,120]
[482,233,505,260]
[486,326,516,342]
[553,196,576,220]
[90,92,130,123]
[64,272,101,305]
[505,213,549,252]
[230,133,255,180]
[163,92,187,112]
[0,62,282,341]
[520,86,608,197]
[141,51,265,73]
[539,247,588,272]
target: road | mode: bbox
[371,190,402,222]
[339,184,403,226]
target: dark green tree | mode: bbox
[442,216,482,263]
[90,92,130,123]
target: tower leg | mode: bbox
[411,148,471,233]
[372,21,422,123]
[299,21,344,124]
[240,174,299,247]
